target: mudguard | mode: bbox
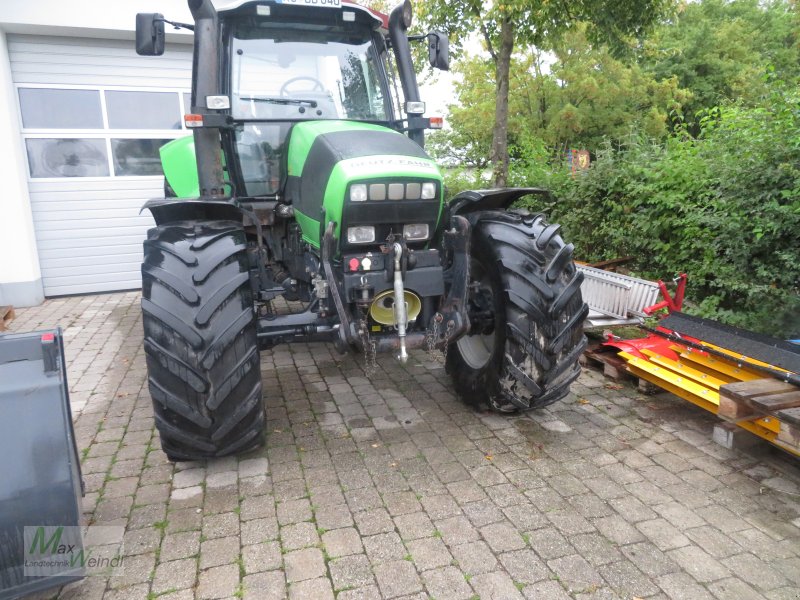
[449,187,553,215]
[0,329,84,599]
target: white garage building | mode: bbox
[0,0,196,306]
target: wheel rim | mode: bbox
[457,259,495,369]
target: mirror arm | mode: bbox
[155,17,195,32]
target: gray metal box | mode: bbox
[0,329,84,599]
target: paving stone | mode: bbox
[200,535,240,569]
[394,512,435,540]
[243,540,282,574]
[668,545,730,583]
[707,577,764,600]
[622,541,681,578]
[336,585,382,600]
[462,498,505,528]
[722,552,788,590]
[382,491,422,516]
[243,570,286,600]
[280,521,320,551]
[655,502,707,530]
[568,533,622,567]
[284,547,326,583]
[406,536,452,571]
[434,515,480,546]
[420,494,461,520]
[167,507,204,535]
[160,530,201,562]
[481,521,527,553]
[277,498,313,526]
[239,457,270,478]
[329,554,374,590]
[354,507,395,535]
[525,527,573,560]
[373,559,423,598]
[121,527,160,556]
[450,540,499,575]
[314,503,355,530]
[684,525,742,559]
[363,532,407,564]
[322,527,363,558]
[548,554,604,592]
[241,516,280,545]
[522,580,572,600]
[197,563,240,599]
[423,566,475,600]
[592,514,645,546]
[498,549,549,584]
[599,560,659,597]
[203,511,240,539]
[656,572,715,600]
[241,495,276,521]
[151,557,198,594]
[636,518,691,551]
[470,571,525,600]
[289,577,334,600]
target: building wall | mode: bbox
[0,0,194,306]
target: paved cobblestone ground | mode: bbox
[10,291,800,600]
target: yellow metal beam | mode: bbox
[640,349,728,390]
[676,348,763,381]
[619,352,719,412]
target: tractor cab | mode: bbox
[137,0,448,200]
[226,3,392,196]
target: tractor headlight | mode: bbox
[388,183,404,200]
[369,183,386,200]
[403,224,429,241]
[347,226,376,244]
[421,182,436,199]
[350,184,368,202]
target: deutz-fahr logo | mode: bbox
[24,525,125,577]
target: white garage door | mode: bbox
[10,34,193,296]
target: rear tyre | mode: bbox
[447,210,588,412]
[141,220,265,460]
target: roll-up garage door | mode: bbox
[10,34,193,295]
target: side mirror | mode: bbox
[136,13,165,56]
[428,31,449,71]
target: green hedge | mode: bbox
[446,86,800,337]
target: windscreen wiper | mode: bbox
[239,96,318,108]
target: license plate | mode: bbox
[275,0,341,8]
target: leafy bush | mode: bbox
[440,84,800,337]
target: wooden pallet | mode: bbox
[0,306,14,332]
[718,378,800,449]
[581,345,660,393]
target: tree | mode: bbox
[639,0,800,125]
[418,0,673,185]
[427,27,689,170]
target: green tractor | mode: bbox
[135,0,588,461]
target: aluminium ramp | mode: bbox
[578,265,661,328]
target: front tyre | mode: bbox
[141,220,266,460]
[447,211,588,412]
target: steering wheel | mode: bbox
[279,76,325,97]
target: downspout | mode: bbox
[388,1,424,148]
[188,0,226,198]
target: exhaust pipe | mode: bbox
[187,0,226,198]
[392,243,409,363]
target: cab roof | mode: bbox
[213,0,388,31]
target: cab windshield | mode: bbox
[229,21,389,197]
[230,23,388,121]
